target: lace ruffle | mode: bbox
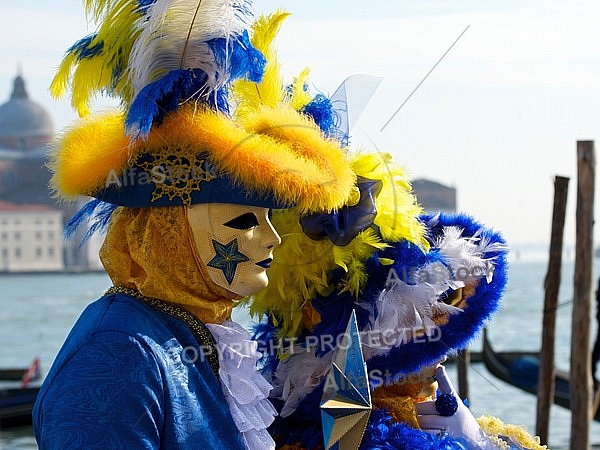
[207,321,277,450]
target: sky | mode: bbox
[1,0,600,254]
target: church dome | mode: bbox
[0,75,53,147]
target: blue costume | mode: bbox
[33,292,245,449]
[36,0,358,448]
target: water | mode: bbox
[1,260,600,448]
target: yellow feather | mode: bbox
[289,67,312,111]
[233,11,290,118]
[351,153,428,249]
[240,104,355,214]
[69,55,114,117]
[49,51,78,99]
[94,0,141,102]
[51,0,142,115]
[476,416,547,450]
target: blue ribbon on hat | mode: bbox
[300,176,382,246]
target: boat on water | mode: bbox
[0,385,40,428]
[481,329,600,422]
[0,359,42,429]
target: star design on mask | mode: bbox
[207,238,250,285]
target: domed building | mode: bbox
[0,73,54,205]
[0,74,53,151]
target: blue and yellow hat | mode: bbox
[50,103,355,212]
[49,1,356,216]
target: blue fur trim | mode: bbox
[360,409,470,450]
[68,34,103,61]
[64,199,118,244]
[367,213,508,377]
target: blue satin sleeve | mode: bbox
[34,331,164,449]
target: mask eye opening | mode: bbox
[223,212,259,230]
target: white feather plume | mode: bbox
[361,280,463,360]
[270,349,332,418]
[435,226,508,284]
[128,0,250,99]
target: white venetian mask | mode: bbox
[187,203,281,297]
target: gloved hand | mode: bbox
[415,366,499,450]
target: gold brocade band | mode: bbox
[105,286,220,379]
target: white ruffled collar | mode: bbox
[206,320,277,450]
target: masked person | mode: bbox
[32,2,355,449]
[232,12,548,450]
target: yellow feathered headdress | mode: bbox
[51,2,356,216]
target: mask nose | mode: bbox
[263,216,281,250]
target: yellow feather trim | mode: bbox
[246,152,428,338]
[476,416,547,450]
[50,104,354,213]
[239,103,356,213]
[351,152,428,249]
[49,111,130,199]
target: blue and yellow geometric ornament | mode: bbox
[320,310,372,450]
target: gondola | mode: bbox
[0,385,40,428]
[0,360,42,429]
[481,329,600,422]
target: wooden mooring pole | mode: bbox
[536,176,569,444]
[571,140,595,450]
[457,349,470,401]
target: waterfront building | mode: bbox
[412,178,457,213]
[0,201,64,272]
[0,72,102,272]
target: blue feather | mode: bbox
[360,409,470,450]
[67,34,103,61]
[252,321,280,375]
[301,94,336,136]
[208,30,266,84]
[64,199,118,245]
[125,68,230,138]
[126,32,266,138]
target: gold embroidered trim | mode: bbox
[105,285,220,378]
[137,149,217,206]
